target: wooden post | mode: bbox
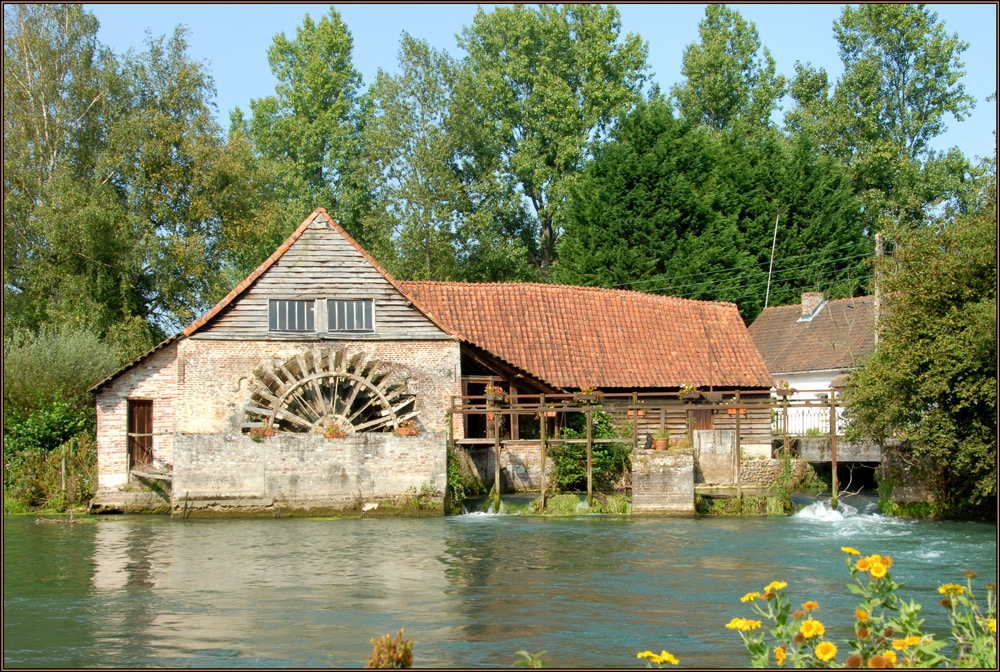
[61,443,67,495]
[540,396,547,511]
[830,393,839,510]
[494,412,501,501]
[586,408,593,506]
[510,384,519,440]
[735,391,742,500]
[782,395,790,455]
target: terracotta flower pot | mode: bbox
[627,409,646,417]
[653,438,670,451]
[397,427,418,436]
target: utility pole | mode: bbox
[874,233,884,347]
[764,209,780,309]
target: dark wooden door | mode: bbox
[693,408,713,431]
[127,400,153,468]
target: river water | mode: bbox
[3,499,996,668]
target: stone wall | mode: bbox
[172,432,445,515]
[739,458,810,490]
[632,449,695,514]
[463,442,554,492]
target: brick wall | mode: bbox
[632,449,695,514]
[172,432,445,514]
[95,342,178,491]
[175,338,461,435]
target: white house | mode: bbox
[748,292,877,435]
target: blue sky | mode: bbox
[84,3,997,161]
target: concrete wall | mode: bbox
[693,429,735,485]
[463,442,555,492]
[172,432,445,514]
[632,449,695,514]
[797,437,882,462]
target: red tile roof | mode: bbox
[748,296,877,374]
[400,281,774,390]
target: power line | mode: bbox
[608,240,873,289]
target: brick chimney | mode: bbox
[801,291,824,317]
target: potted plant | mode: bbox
[627,401,646,417]
[396,419,418,436]
[670,437,692,451]
[249,420,274,442]
[678,383,701,400]
[575,384,602,403]
[324,422,346,439]
[774,379,794,397]
[484,384,508,403]
[652,430,671,451]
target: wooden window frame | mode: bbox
[268,299,316,333]
[327,298,375,333]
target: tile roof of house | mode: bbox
[400,281,774,390]
[747,296,877,375]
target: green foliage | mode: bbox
[672,5,785,133]
[846,159,996,513]
[513,650,550,668]
[3,432,97,510]
[549,411,631,491]
[3,326,118,419]
[791,4,977,230]
[455,4,649,277]
[446,446,485,513]
[366,628,413,669]
[556,97,867,321]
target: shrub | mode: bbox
[367,628,413,668]
[3,326,118,421]
[551,411,631,491]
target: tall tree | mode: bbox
[790,4,976,229]
[556,99,867,321]
[671,4,786,133]
[846,156,996,514]
[240,8,376,248]
[455,4,649,278]
[358,34,461,280]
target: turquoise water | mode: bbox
[3,500,996,668]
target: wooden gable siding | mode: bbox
[193,219,449,340]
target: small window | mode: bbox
[269,299,315,332]
[328,299,374,333]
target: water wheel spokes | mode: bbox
[244,347,417,435]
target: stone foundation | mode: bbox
[171,432,445,516]
[631,449,695,514]
[739,458,810,490]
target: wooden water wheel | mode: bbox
[243,348,416,435]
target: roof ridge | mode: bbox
[402,280,738,309]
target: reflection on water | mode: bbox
[4,505,997,668]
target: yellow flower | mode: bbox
[882,555,893,569]
[855,557,871,572]
[815,641,838,662]
[855,609,869,623]
[986,618,997,633]
[658,651,679,665]
[741,591,761,603]
[774,646,787,666]
[725,617,761,631]
[800,619,826,639]
[764,580,788,592]
[869,554,883,564]
[637,651,657,661]
[938,583,965,595]
[870,562,887,578]
[883,650,897,665]
[841,546,861,555]
[892,639,908,651]
[802,600,819,612]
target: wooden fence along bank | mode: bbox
[448,390,865,514]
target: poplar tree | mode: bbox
[454,4,649,278]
